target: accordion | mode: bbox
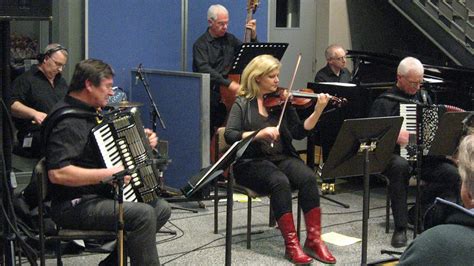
[92,107,162,203]
[400,103,464,159]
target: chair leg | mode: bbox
[297,197,301,240]
[39,233,45,266]
[56,239,63,266]
[247,196,252,249]
[214,180,219,234]
[268,203,276,227]
[386,185,390,234]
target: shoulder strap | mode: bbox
[380,89,430,106]
[379,92,414,104]
[41,106,97,154]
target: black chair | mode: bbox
[35,158,117,266]
[213,127,301,249]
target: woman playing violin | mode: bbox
[224,54,336,264]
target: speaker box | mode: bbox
[0,0,52,19]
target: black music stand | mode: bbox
[411,111,470,236]
[182,130,258,266]
[426,112,470,157]
[306,82,369,202]
[320,116,402,266]
[228,43,288,75]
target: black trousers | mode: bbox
[52,196,171,266]
[383,154,411,230]
[421,157,460,206]
[234,156,320,220]
[210,89,227,138]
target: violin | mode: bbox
[263,87,347,112]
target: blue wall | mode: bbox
[87,1,268,189]
[88,1,268,91]
[129,70,209,189]
[88,1,182,90]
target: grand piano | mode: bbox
[348,49,474,111]
[306,50,474,170]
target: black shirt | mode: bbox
[369,85,432,154]
[369,85,430,117]
[192,29,256,90]
[11,64,68,140]
[314,64,352,83]
[224,97,310,161]
[45,95,112,203]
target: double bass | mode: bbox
[220,0,259,112]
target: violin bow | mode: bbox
[275,53,302,131]
[271,53,302,147]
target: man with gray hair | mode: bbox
[10,43,69,158]
[314,44,351,83]
[193,4,257,137]
[399,133,474,264]
[369,57,461,248]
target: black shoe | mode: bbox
[391,229,407,248]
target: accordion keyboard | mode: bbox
[93,108,161,203]
[400,103,417,160]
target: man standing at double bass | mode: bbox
[193,4,257,137]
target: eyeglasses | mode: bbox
[212,19,229,27]
[403,76,424,87]
[49,57,66,70]
[332,55,347,61]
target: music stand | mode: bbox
[228,43,288,75]
[411,111,470,236]
[320,116,402,265]
[306,82,369,201]
[426,112,470,157]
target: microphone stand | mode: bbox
[136,65,166,131]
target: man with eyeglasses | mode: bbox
[193,4,257,137]
[312,44,353,179]
[370,57,461,248]
[10,43,69,158]
[314,44,352,83]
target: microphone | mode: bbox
[135,63,143,85]
[421,90,428,105]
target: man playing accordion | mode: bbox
[369,57,461,248]
[43,59,170,265]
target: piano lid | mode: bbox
[348,50,474,87]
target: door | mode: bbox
[268,0,317,89]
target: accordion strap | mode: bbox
[41,106,97,154]
[380,90,430,106]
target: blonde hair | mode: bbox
[238,54,281,99]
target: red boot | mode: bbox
[303,207,336,264]
[277,213,313,264]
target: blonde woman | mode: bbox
[225,54,335,264]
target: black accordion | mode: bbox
[400,103,464,159]
[92,107,162,203]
